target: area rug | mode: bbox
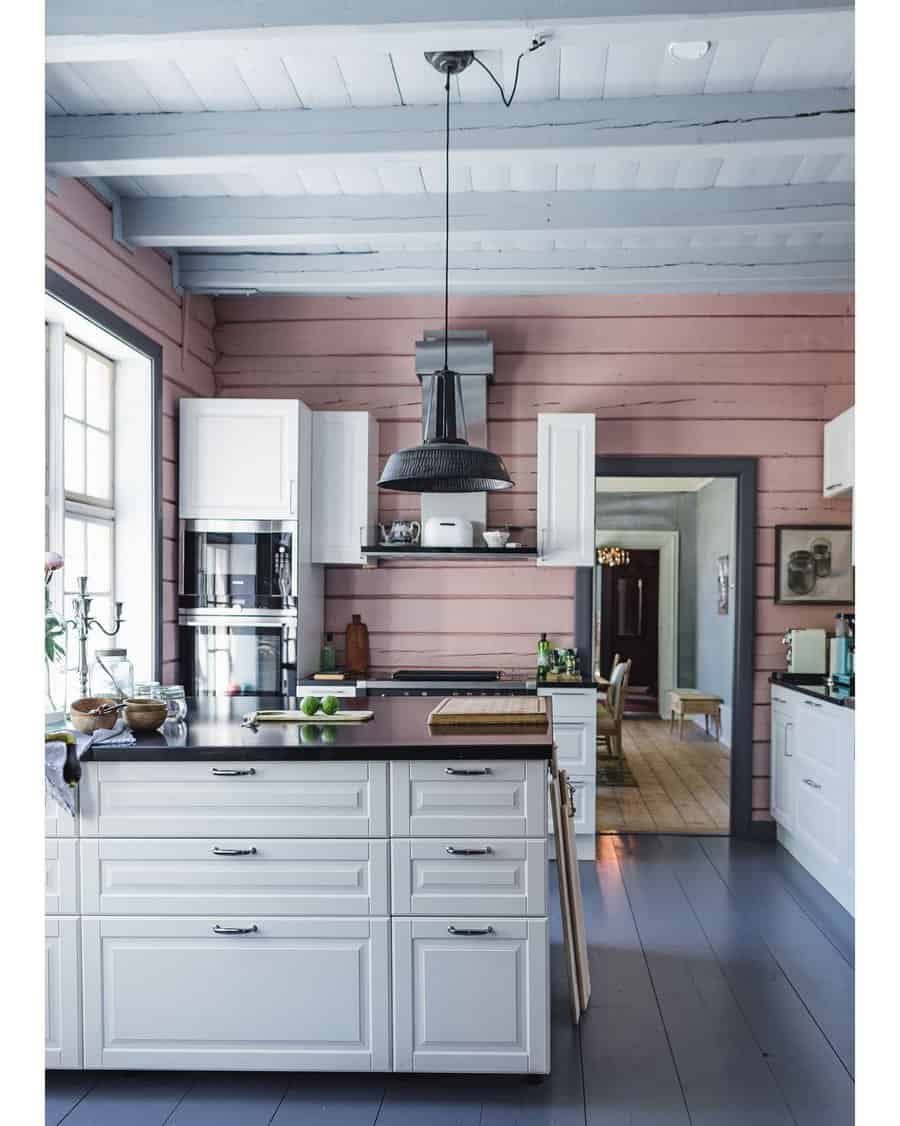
[595,755,639,788]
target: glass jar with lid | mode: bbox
[90,649,134,700]
[161,685,188,722]
[133,679,162,701]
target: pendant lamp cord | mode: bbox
[443,71,451,372]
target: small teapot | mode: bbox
[379,520,421,545]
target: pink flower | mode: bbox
[45,552,64,585]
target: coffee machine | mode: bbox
[829,613,854,692]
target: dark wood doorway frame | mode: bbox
[573,456,761,840]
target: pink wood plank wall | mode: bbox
[214,292,854,820]
[46,180,216,683]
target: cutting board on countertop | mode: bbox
[242,709,374,726]
[427,696,548,727]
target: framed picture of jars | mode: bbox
[774,525,854,604]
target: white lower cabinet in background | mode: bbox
[538,687,597,858]
[81,916,391,1071]
[392,917,549,1074]
[46,917,81,1069]
[770,686,854,914]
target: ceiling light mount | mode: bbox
[425,51,475,76]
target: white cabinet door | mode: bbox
[392,917,549,1074]
[537,413,595,566]
[770,691,797,831]
[80,838,389,916]
[390,760,547,838]
[46,917,81,1068]
[46,839,78,915]
[823,405,854,497]
[311,411,378,563]
[80,760,388,838]
[552,719,595,773]
[179,399,300,520]
[46,793,77,838]
[391,839,547,917]
[82,916,390,1071]
[792,700,849,874]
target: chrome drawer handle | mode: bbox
[444,766,491,776]
[804,700,822,708]
[212,846,257,857]
[211,767,257,776]
[826,481,844,490]
[803,778,822,790]
[445,845,492,856]
[213,924,258,935]
[447,925,494,936]
[773,696,787,704]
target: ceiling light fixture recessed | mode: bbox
[667,40,711,61]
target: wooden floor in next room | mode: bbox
[46,835,854,1126]
[598,718,732,834]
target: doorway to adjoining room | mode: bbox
[593,475,737,834]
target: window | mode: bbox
[61,339,116,643]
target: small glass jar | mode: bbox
[161,685,188,722]
[133,680,162,701]
[90,649,134,700]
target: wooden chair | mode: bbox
[594,652,620,702]
[596,658,631,761]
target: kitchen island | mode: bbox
[50,696,553,1075]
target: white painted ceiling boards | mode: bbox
[45,2,854,295]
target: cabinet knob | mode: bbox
[213,924,259,935]
[444,766,491,776]
[447,925,494,937]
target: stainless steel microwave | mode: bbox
[178,520,298,615]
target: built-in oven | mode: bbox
[178,615,297,697]
[179,520,297,614]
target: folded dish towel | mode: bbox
[45,720,136,815]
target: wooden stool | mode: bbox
[669,689,723,741]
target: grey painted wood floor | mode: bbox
[46,836,854,1126]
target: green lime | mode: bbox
[300,724,320,743]
[320,725,337,743]
[301,695,320,716]
[321,695,339,716]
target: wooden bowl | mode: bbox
[124,698,168,732]
[70,697,119,734]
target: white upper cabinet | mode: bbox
[823,405,854,497]
[537,413,595,566]
[179,399,301,520]
[311,411,379,564]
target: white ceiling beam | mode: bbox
[177,246,852,294]
[46,89,852,179]
[46,2,852,63]
[119,184,852,249]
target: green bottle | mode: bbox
[537,633,551,680]
[320,632,336,673]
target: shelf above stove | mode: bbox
[362,545,537,560]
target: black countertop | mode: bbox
[79,696,555,762]
[769,673,855,709]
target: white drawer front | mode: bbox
[79,761,388,838]
[549,774,596,838]
[46,917,81,1069]
[82,916,390,1071]
[553,720,595,773]
[392,916,549,1074]
[391,839,547,916]
[539,688,596,720]
[46,838,78,914]
[46,793,77,838]
[390,760,547,838]
[80,838,389,916]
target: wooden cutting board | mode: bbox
[427,696,549,727]
[242,709,374,725]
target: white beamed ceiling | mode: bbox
[45,1,854,295]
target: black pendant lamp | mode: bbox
[378,52,514,494]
